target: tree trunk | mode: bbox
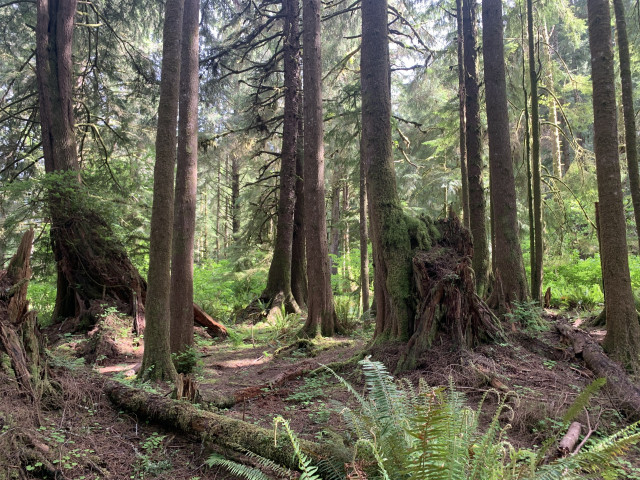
[587,0,640,371]
[258,0,301,318]
[463,0,490,296]
[359,135,371,314]
[105,380,349,473]
[139,0,184,382]
[291,85,308,308]
[482,0,529,306]
[543,23,563,179]
[527,0,543,304]
[613,0,640,253]
[35,0,146,329]
[456,0,470,230]
[170,0,199,356]
[556,322,640,420]
[329,177,341,276]
[300,0,336,337]
[231,154,240,235]
[0,229,51,403]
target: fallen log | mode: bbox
[104,380,348,474]
[556,322,640,420]
[558,421,582,456]
[194,303,227,338]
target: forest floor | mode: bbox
[5,309,640,479]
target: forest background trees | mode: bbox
[2,0,640,367]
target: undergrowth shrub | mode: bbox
[208,359,640,480]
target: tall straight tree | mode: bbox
[35,0,146,328]
[254,0,301,317]
[456,0,470,230]
[482,0,528,305]
[139,0,184,381]
[587,0,640,370]
[300,0,336,336]
[527,0,543,303]
[361,0,414,340]
[613,0,640,252]
[291,85,308,308]
[359,134,370,314]
[170,0,199,355]
[463,0,490,295]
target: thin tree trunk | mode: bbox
[482,0,529,306]
[456,0,470,230]
[463,0,490,295]
[587,0,640,371]
[215,157,221,259]
[139,0,184,382]
[253,0,301,318]
[613,0,640,253]
[329,177,341,276]
[527,0,543,303]
[231,155,240,235]
[291,84,308,308]
[543,23,562,179]
[300,0,336,336]
[170,0,199,356]
[359,135,371,314]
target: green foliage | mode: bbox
[505,301,547,332]
[321,359,640,479]
[205,454,271,480]
[193,255,268,322]
[171,346,199,374]
[27,275,56,326]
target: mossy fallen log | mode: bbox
[104,380,349,474]
[556,321,640,420]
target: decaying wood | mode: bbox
[174,373,201,403]
[105,380,349,472]
[558,421,582,456]
[556,321,640,420]
[398,215,503,371]
[0,229,39,401]
[194,302,227,337]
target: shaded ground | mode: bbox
[5,309,640,478]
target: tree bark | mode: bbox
[105,380,349,472]
[359,136,371,314]
[556,322,640,419]
[35,0,145,328]
[527,0,543,303]
[482,0,528,306]
[291,86,308,308]
[301,0,336,336]
[613,0,640,253]
[140,0,184,382]
[259,0,301,317]
[170,0,199,356]
[587,0,640,371]
[329,176,341,276]
[463,0,490,295]
[456,0,470,230]
[231,154,240,235]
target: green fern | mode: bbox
[205,454,271,480]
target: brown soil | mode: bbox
[5,310,640,479]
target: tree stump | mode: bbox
[397,215,502,371]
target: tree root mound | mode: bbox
[398,215,503,371]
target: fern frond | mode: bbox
[242,449,294,478]
[205,454,271,480]
[274,416,322,480]
[561,378,606,424]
